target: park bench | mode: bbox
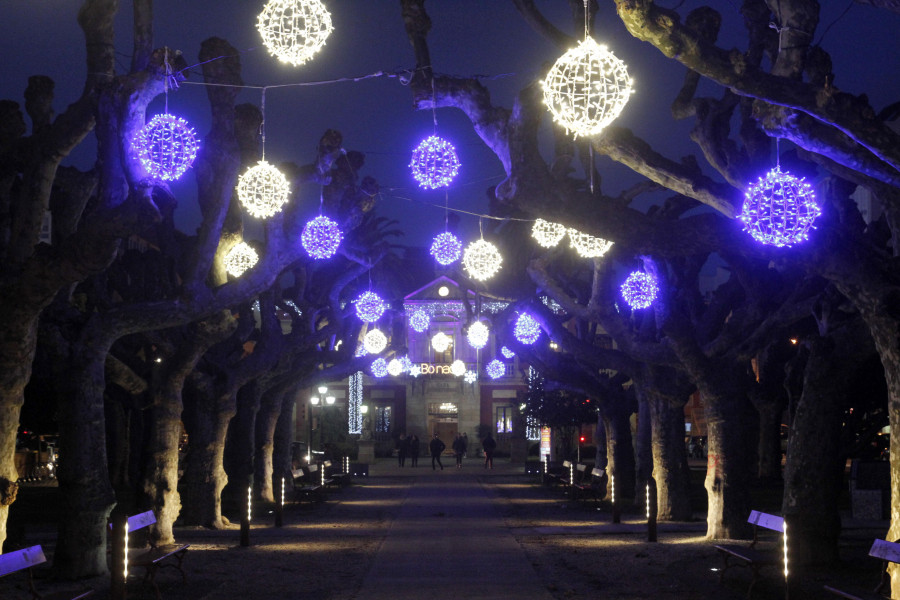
[572,467,607,507]
[323,460,351,487]
[1,545,94,600]
[543,460,568,488]
[562,463,588,497]
[291,466,324,504]
[713,510,785,598]
[111,510,189,600]
[823,538,900,599]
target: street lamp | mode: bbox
[309,387,336,462]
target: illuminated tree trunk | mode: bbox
[225,382,261,503]
[601,399,636,504]
[255,388,286,502]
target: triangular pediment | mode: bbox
[403,275,475,303]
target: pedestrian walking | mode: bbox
[482,432,496,469]
[430,434,445,470]
[463,432,468,457]
[452,433,467,469]
[398,433,410,467]
[409,434,420,467]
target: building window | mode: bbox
[374,406,391,433]
[496,406,513,434]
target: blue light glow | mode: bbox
[355,291,386,323]
[410,135,460,189]
[514,313,541,345]
[739,166,820,247]
[409,309,430,333]
[486,359,505,379]
[430,231,463,265]
[302,215,343,259]
[132,113,200,181]
[620,271,658,310]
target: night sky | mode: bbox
[2,1,899,248]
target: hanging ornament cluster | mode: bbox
[302,215,343,259]
[410,135,460,189]
[531,219,568,248]
[620,271,658,310]
[132,114,200,181]
[542,37,633,138]
[431,331,451,353]
[224,241,259,277]
[363,328,387,354]
[237,160,291,219]
[467,321,489,350]
[739,165,820,247]
[568,228,614,258]
[463,239,502,281]
[486,359,506,380]
[409,309,431,333]
[370,357,388,378]
[514,313,542,345]
[257,0,334,67]
[430,231,463,266]
[450,359,466,377]
[354,291,386,323]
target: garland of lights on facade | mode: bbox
[348,371,363,434]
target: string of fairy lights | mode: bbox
[131,0,824,387]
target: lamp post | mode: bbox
[309,387,335,464]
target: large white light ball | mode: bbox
[387,359,403,377]
[542,37,633,138]
[467,321,489,350]
[431,332,451,353]
[462,239,502,281]
[236,160,291,219]
[257,0,334,67]
[363,329,387,354]
[450,359,466,377]
[224,241,259,277]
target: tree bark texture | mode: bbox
[602,400,636,503]
[254,388,285,503]
[647,389,693,522]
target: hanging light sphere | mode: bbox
[500,345,516,359]
[462,239,503,281]
[739,165,820,247]
[387,358,404,377]
[467,321,490,350]
[486,359,506,380]
[236,160,291,219]
[450,359,466,377]
[223,241,259,277]
[409,135,461,189]
[363,329,387,354]
[542,37,634,138]
[431,331,451,353]
[620,271,659,310]
[464,370,478,384]
[430,231,463,265]
[132,113,200,181]
[531,219,568,248]
[370,357,388,378]
[257,0,334,67]
[409,309,430,333]
[514,313,542,345]
[399,356,413,372]
[301,215,343,259]
[354,291,386,323]
[568,228,614,258]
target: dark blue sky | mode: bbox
[2,1,899,248]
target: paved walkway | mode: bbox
[353,460,554,600]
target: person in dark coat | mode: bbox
[429,434,445,471]
[398,433,410,467]
[482,432,497,469]
[409,434,420,467]
[452,433,467,469]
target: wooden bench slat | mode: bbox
[0,545,46,577]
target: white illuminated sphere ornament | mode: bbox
[410,135,460,189]
[620,271,659,310]
[514,313,542,345]
[740,166,820,247]
[301,215,343,259]
[568,229,614,258]
[409,310,430,333]
[257,0,334,67]
[354,291,386,323]
[431,332,451,353]
[462,239,503,281]
[237,160,291,219]
[486,359,505,380]
[223,241,259,277]
[132,113,200,181]
[467,321,489,350]
[363,329,387,354]
[387,359,404,377]
[450,359,466,377]
[542,37,633,138]
[531,219,567,248]
[430,231,463,265]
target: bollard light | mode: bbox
[646,483,650,519]
[783,520,789,579]
[281,477,285,507]
[247,486,252,522]
[124,521,130,580]
[611,474,615,505]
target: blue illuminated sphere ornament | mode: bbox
[430,231,463,265]
[370,358,388,378]
[514,313,541,345]
[486,359,505,380]
[409,135,460,189]
[620,271,659,310]
[500,346,515,359]
[132,113,200,181]
[302,215,343,259]
[354,291,386,323]
[409,310,430,333]
[739,166,820,247]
